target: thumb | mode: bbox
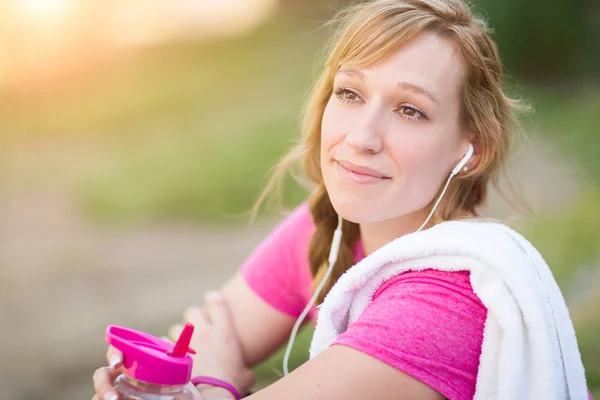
[168,324,183,343]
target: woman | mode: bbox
[93,0,591,399]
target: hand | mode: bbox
[91,346,123,400]
[169,291,255,397]
[92,347,207,400]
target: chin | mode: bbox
[328,192,384,224]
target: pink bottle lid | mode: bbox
[106,323,196,386]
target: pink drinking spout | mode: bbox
[105,323,196,386]
[170,322,195,357]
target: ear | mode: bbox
[463,133,482,171]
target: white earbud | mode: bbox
[415,142,474,232]
[451,143,474,177]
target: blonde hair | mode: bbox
[253,0,529,304]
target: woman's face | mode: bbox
[321,31,471,224]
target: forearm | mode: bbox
[219,273,296,367]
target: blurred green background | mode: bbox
[0,0,598,399]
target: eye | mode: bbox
[395,105,427,121]
[333,86,362,104]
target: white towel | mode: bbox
[309,220,588,400]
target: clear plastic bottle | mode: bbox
[105,323,204,400]
[112,374,199,400]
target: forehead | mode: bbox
[340,32,465,101]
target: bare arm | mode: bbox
[219,272,298,367]
[244,345,445,400]
[95,277,443,400]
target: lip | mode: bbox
[337,160,390,178]
[335,160,391,184]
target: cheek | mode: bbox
[387,129,455,173]
[386,136,430,176]
[386,137,449,199]
[320,99,344,161]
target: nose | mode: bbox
[344,104,384,154]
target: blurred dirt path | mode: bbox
[0,136,586,399]
[0,139,278,399]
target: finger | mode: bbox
[204,291,234,337]
[201,307,212,324]
[168,324,183,343]
[93,366,120,400]
[183,305,209,327]
[105,346,123,369]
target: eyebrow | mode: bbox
[336,68,439,106]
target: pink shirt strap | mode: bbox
[191,376,241,399]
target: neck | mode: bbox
[359,208,433,256]
[359,207,477,255]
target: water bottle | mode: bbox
[105,323,203,400]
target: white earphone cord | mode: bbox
[415,170,454,233]
[282,215,342,376]
[283,145,471,375]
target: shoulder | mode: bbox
[374,268,479,298]
[368,269,487,338]
[239,202,315,317]
[350,268,486,341]
[333,269,486,400]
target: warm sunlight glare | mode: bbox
[13,0,73,23]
